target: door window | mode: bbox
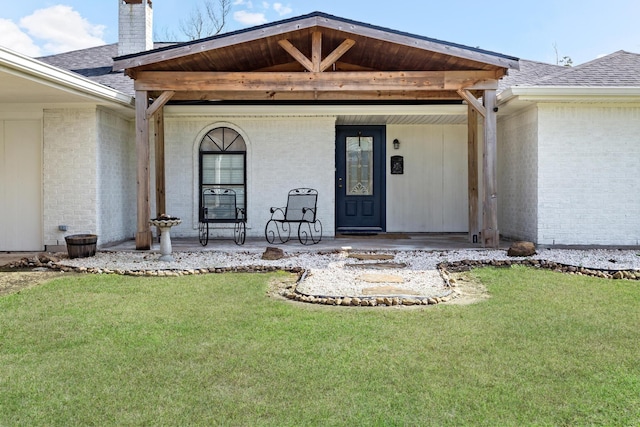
[346,134,373,196]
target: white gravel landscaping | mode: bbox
[56,248,640,300]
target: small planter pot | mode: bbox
[65,234,98,259]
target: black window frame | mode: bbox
[198,127,247,222]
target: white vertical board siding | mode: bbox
[386,124,468,232]
[497,106,539,242]
[0,120,43,251]
[537,104,640,245]
[443,126,469,230]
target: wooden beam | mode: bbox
[467,104,479,243]
[463,79,499,90]
[278,39,314,72]
[320,39,356,72]
[482,89,499,248]
[135,90,152,250]
[312,31,322,72]
[161,89,462,101]
[146,90,175,119]
[135,70,499,92]
[457,89,486,117]
[154,107,166,219]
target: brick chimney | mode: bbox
[118,0,153,56]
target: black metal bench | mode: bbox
[199,188,246,245]
[265,188,322,245]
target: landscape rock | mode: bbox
[262,247,285,260]
[507,241,536,257]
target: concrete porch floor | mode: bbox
[0,234,509,267]
[102,233,509,253]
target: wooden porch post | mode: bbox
[154,107,166,217]
[467,104,479,243]
[135,90,152,250]
[482,89,499,248]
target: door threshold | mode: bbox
[337,227,383,236]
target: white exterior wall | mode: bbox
[497,106,539,242]
[0,118,43,251]
[43,108,98,247]
[537,104,640,245]
[96,108,136,244]
[386,124,468,232]
[162,114,336,239]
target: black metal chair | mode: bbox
[199,188,246,245]
[265,188,322,245]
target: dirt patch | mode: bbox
[444,272,490,305]
[0,270,69,296]
[266,273,299,299]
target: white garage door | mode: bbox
[0,120,43,251]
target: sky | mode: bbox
[0,0,638,65]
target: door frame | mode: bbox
[335,125,386,232]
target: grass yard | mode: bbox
[1,266,639,426]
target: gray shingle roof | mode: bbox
[501,50,640,89]
[38,43,174,96]
[37,40,640,98]
[532,50,640,86]
[499,60,566,91]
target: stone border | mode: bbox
[5,253,640,308]
[282,266,457,307]
[441,258,640,280]
[4,253,303,276]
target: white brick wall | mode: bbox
[118,0,153,56]
[498,106,539,242]
[537,104,640,245]
[43,108,98,246]
[96,108,136,244]
[162,115,336,239]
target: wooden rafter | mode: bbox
[320,39,356,72]
[145,90,175,119]
[278,31,356,73]
[277,39,314,72]
[312,31,322,72]
[457,89,486,117]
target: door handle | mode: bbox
[338,177,343,188]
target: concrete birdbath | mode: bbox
[149,215,182,261]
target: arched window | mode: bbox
[199,127,246,220]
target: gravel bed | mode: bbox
[57,248,640,299]
[58,248,640,272]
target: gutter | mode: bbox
[498,85,640,105]
[0,46,134,108]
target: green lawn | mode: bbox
[1,267,639,426]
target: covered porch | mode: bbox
[112,12,519,250]
[102,233,510,253]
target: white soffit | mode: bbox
[0,46,133,108]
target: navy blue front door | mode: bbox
[335,126,386,232]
